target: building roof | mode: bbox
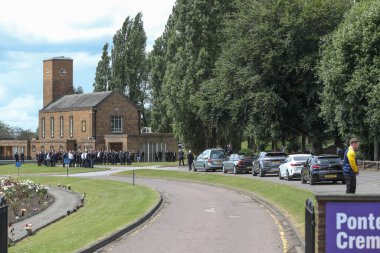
[43,56,73,61]
[42,91,113,111]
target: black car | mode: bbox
[301,155,345,185]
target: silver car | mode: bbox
[193,149,226,172]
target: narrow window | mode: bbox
[41,117,45,139]
[60,116,64,138]
[69,116,74,138]
[51,117,54,138]
[82,120,86,132]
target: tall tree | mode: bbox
[206,0,352,153]
[319,0,380,160]
[156,0,236,152]
[93,42,111,92]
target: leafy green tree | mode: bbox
[319,0,380,160]
[155,0,236,152]
[93,42,111,92]
[73,86,84,94]
[207,0,351,153]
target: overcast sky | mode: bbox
[0,0,176,131]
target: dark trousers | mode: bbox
[188,161,193,171]
[345,175,356,194]
[179,158,184,166]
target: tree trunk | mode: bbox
[374,135,379,161]
[311,137,323,155]
[301,133,306,153]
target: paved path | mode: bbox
[67,169,302,253]
[9,188,81,242]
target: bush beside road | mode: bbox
[115,169,314,238]
[9,176,159,253]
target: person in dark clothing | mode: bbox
[178,150,185,166]
[187,150,194,171]
[20,153,25,163]
[14,152,20,163]
[343,138,360,194]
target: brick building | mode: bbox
[0,57,178,161]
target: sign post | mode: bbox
[0,205,8,253]
[64,158,70,178]
[315,194,380,253]
[15,161,21,177]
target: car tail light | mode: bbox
[290,163,302,167]
[208,159,212,164]
[312,165,321,169]
[237,160,243,166]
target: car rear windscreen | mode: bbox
[239,155,254,159]
[211,150,226,159]
[316,157,342,165]
[265,153,286,157]
[293,156,310,161]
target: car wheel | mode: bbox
[279,170,283,180]
[252,169,258,176]
[342,179,346,184]
[233,166,237,174]
[223,166,227,174]
[309,173,315,185]
[286,170,292,181]
[259,166,265,177]
[301,174,307,184]
[193,164,197,172]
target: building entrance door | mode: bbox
[109,143,123,151]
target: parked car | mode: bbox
[279,154,311,181]
[193,148,227,172]
[301,155,345,185]
[223,154,256,174]
[252,152,287,177]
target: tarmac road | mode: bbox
[86,176,301,253]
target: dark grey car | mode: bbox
[252,152,287,177]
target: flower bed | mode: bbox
[0,177,54,223]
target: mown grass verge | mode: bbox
[0,163,109,176]
[10,176,159,253]
[115,169,314,238]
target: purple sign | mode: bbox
[326,202,380,252]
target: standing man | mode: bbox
[187,150,194,171]
[343,138,360,194]
[178,149,185,167]
[14,152,20,163]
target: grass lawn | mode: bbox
[98,161,179,168]
[115,169,314,238]
[0,163,109,176]
[10,176,159,253]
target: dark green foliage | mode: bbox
[318,0,380,159]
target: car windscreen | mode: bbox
[211,150,226,159]
[316,157,342,165]
[293,156,310,161]
[238,155,254,159]
[265,153,286,157]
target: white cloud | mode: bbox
[0,95,42,130]
[0,0,176,43]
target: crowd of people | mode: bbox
[34,149,179,168]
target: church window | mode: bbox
[69,116,74,138]
[41,117,45,139]
[60,116,64,138]
[82,120,86,132]
[51,117,54,138]
[111,116,122,133]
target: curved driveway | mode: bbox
[71,169,302,253]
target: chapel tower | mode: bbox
[43,57,73,107]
